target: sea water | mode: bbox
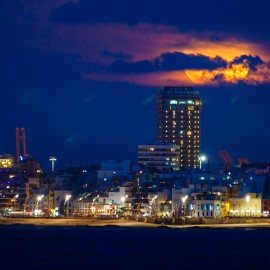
[0,226,269,270]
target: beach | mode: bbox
[1,217,270,229]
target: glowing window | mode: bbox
[170,100,178,104]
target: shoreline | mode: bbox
[1,217,270,229]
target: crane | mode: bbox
[219,150,234,172]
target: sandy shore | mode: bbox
[0,217,159,227]
[1,217,270,229]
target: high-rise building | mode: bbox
[156,86,202,169]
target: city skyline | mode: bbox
[1,1,270,170]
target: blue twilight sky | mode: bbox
[1,0,270,171]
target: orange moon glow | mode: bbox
[185,63,249,84]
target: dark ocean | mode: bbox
[0,225,270,270]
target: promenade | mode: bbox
[1,217,270,229]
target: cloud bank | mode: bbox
[3,0,270,87]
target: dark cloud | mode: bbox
[231,55,264,71]
[107,60,155,74]
[212,74,226,83]
[102,51,133,61]
[50,0,270,41]
[105,52,227,74]
[155,53,227,71]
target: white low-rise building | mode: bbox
[172,185,194,217]
[188,199,223,218]
[229,193,261,217]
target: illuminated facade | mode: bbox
[188,199,224,218]
[138,143,180,171]
[156,87,202,169]
[229,194,261,217]
[0,155,14,168]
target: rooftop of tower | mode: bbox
[159,86,200,98]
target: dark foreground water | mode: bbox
[0,226,270,270]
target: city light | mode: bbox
[0,87,267,224]
[37,194,44,202]
[36,195,44,216]
[200,156,206,161]
[182,195,188,204]
[199,155,206,169]
[65,194,71,202]
[49,156,57,172]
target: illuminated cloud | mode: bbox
[84,53,270,86]
[185,63,250,85]
[10,1,270,87]
[43,22,270,86]
[244,64,270,85]
[50,0,270,44]
[45,23,269,65]
[185,58,270,86]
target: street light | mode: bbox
[246,195,250,217]
[181,195,188,217]
[37,194,44,216]
[92,194,99,203]
[199,155,206,169]
[11,194,19,212]
[149,195,157,217]
[49,156,57,172]
[65,194,71,216]
[120,195,128,211]
[121,195,128,204]
[37,194,44,203]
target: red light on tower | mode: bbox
[16,128,28,162]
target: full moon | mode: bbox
[185,63,249,84]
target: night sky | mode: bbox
[1,0,270,171]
